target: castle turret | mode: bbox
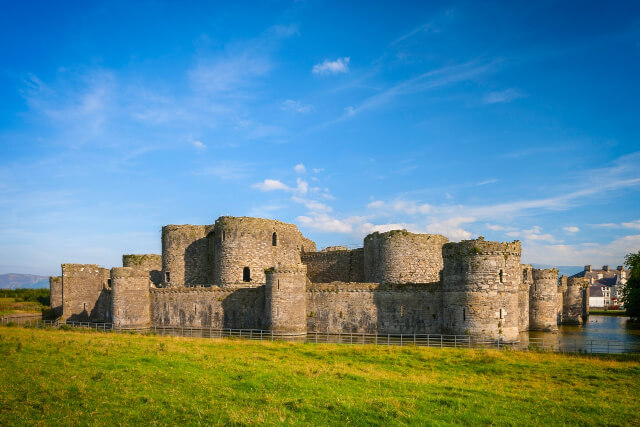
[529,268,559,332]
[49,276,63,318]
[161,225,209,286]
[563,277,589,324]
[111,267,151,330]
[519,265,533,332]
[265,265,308,337]
[212,217,309,288]
[363,230,448,284]
[442,238,521,341]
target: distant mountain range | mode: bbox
[0,274,50,289]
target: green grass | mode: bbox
[1,327,639,426]
[0,289,50,316]
[589,310,628,316]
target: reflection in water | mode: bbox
[519,315,640,352]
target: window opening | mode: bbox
[272,232,277,246]
[107,278,112,287]
[499,308,504,319]
[499,269,504,283]
[243,267,251,282]
[463,308,466,322]
[277,280,280,291]
[165,271,171,282]
[83,303,87,312]
[222,231,226,241]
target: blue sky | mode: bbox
[1,1,639,276]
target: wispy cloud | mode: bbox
[563,226,580,233]
[294,163,306,174]
[312,57,350,75]
[483,88,526,104]
[281,99,312,113]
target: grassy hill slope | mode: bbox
[1,327,639,425]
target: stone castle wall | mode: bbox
[149,286,265,329]
[529,268,559,332]
[49,276,63,318]
[111,267,151,329]
[162,225,210,286]
[364,231,448,284]
[442,238,522,341]
[563,277,589,324]
[306,282,443,334]
[211,217,307,287]
[301,248,365,283]
[123,254,162,286]
[61,264,111,322]
[557,275,567,324]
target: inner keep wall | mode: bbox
[301,248,364,283]
[61,264,111,322]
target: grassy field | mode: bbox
[0,289,49,317]
[1,327,639,426]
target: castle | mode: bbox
[48,216,590,341]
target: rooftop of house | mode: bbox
[570,265,628,281]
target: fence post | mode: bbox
[440,335,443,348]
[414,334,416,346]
[400,334,403,346]
[454,335,457,348]
[387,334,390,347]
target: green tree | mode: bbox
[621,251,640,319]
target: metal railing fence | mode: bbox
[2,317,639,354]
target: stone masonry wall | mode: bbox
[111,267,151,329]
[442,238,521,341]
[557,275,567,325]
[150,286,265,329]
[563,277,589,325]
[49,276,63,318]
[61,264,111,322]
[529,268,559,332]
[364,231,448,284]
[301,248,364,283]
[123,254,162,286]
[306,283,442,334]
[162,225,210,286]
[519,265,533,332]
[265,265,307,335]
[212,217,310,287]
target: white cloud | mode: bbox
[189,53,271,95]
[486,223,505,231]
[476,178,498,186]
[506,226,558,243]
[192,140,206,150]
[483,88,526,104]
[297,214,353,233]
[312,57,350,75]
[367,200,385,209]
[523,234,640,266]
[295,178,308,194]
[294,163,306,174]
[281,99,312,113]
[312,168,324,173]
[425,217,475,241]
[622,220,640,229]
[252,179,291,192]
[367,199,431,215]
[563,226,580,233]
[592,219,640,230]
[193,161,250,180]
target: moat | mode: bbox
[521,315,640,352]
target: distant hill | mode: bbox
[530,265,583,278]
[0,274,49,289]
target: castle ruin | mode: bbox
[49,216,589,341]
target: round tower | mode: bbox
[363,230,449,284]
[519,265,533,332]
[161,225,209,286]
[265,265,308,338]
[111,267,151,330]
[442,237,521,341]
[211,216,309,288]
[563,277,589,324]
[529,268,559,332]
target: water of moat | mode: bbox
[519,315,640,352]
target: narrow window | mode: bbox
[165,271,171,282]
[243,267,251,282]
[107,278,112,287]
[83,303,87,311]
[499,308,504,319]
[463,308,466,321]
[194,304,197,314]
[222,231,226,241]
[272,232,277,246]
[499,269,504,283]
[523,270,527,281]
[277,280,280,291]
